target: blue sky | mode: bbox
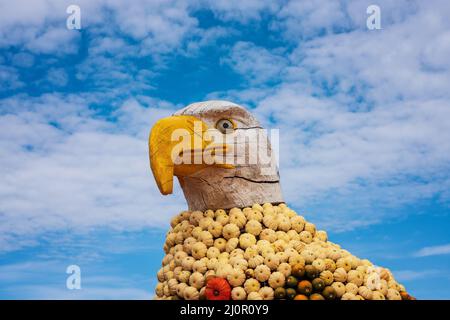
[1,0,450,299]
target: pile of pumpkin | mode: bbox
[155,203,415,300]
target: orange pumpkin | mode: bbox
[310,293,325,300]
[205,277,231,300]
[291,263,305,278]
[294,294,309,300]
[297,280,313,295]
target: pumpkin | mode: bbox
[264,253,280,270]
[294,294,308,300]
[304,222,316,235]
[286,288,297,300]
[311,278,325,292]
[244,246,259,260]
[299,231,313,244]
[331,282,346,298]
[254,264,271,282]
[400,291,411,300]
[310,293,325,300]
[199,287,206,300]
[229,211,247,228]
[268,272,286,289]
[278,262,292,277]
[214,238,227,252]
[247,292,262,300]
[191,242,207,259]
[245,220,263,236]
[248,255,264,269]
[239,233,257,249]
[259,229,277,242]
[253,203,264,212]
[386,289,402,300]
[333,267,347,283]
[192,260,207,274]
[205,270,216,281]
[222,223,241,240]
[216,214,229,226]
[155,282,164,297]
[225,238,239,253]
[189,272,205,289]
[347,270,364,286]
[277,215,291,232]
[263,215,278,230]
[358,286,373,300]
[315,230,327,242]
[208,221,223,238]
[301,249,316,264]
[323,259,336,273]
[341,292,356,300]
[184,286,200,300]
[312,259,326,272]
[176,282,188,298]
[371,291,386,300]
[319,270,334,286]
[231,287,247,300]
[189,211,203,226]
[204,209,215,218]
[244,278,261,294]
[290,216,305,233]
[291,263,305,278]
[274,287,286,299]
[336,258,352,272]
[345,283,358,295]
[245,268,254,279]
[205,277,231,300]
[199,217,214,230]
[322,286,336,300]
[297,280,313,295]
[215,264,233,279]
[286,275,298,288]
[305,265,319,280]
[232,258,248,271]
[259,286,275,300]
[227,268,246,287]
[288,254,305,267]
[246,209,263,222]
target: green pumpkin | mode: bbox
[322,286,336,300]
[286,276,298,288]
[305,265,319,280]
[286,288,297,300]
[274,287,286,299]
[312,278,325,292]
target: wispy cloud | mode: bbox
[414,244,450,257]
[393,269,440,281]
[0,0,449,296]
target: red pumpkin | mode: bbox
[205,277,231,300]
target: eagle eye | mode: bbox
[215,119,234,134]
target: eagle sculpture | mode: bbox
[149,100,414,300]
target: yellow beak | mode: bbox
[149,115,233,195]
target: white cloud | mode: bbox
[222,42,288,84]
[0,65,24,91]
[211,1,450,230]
[201,0,278,22]
[0,94,186,252]
[1,0,450,251]
[393,269,439,282]
[414,244,450,257]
